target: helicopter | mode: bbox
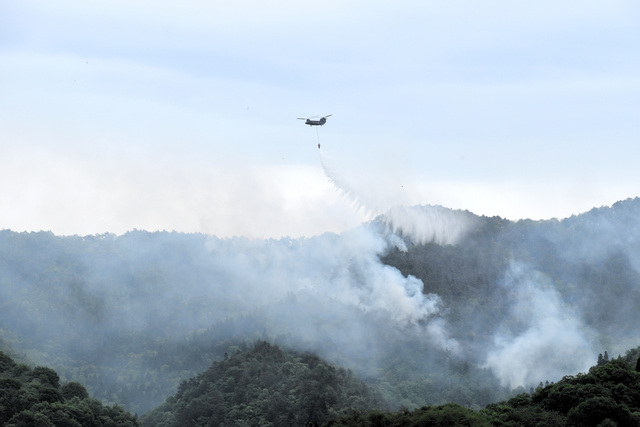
[297,114,332,126]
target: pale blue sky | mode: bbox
[1,0,639,237]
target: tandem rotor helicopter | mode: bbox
[297,114,331,148]
[297,114,332,127]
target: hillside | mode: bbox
[479,357,640,426]
[0,198,639,413]
[140,340,385,427]
[142,344,640,427]
[381,197,640,350]
[0,350,139,426]
[322,354,640,427]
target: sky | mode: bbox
[1,0,639,238]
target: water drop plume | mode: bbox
[320,151,474,246]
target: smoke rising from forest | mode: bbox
[2,197,640,413]
[317,156,640,388]
[202,229,442,327]
[202,229,459,368]
[483,261,593,388]
[0,227,456,370]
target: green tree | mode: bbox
[0,351,140,427]
[61,382,90,400]
[566,396,637,427]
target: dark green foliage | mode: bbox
[622,345,640,372]
[325,403,491,427]
[62,382,90,400]
[141,341,385,427]
[0,350,140,427]
[30,366,61,388]
[566,396,636,427]
[480,358,640,427]
[0,350,16,372]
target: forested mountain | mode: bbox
[479,357,640,426]
[140,340,385,427]
[142,346,640,427]
[323,354,640,427]
[326,403,491,427]
[381,197,640,352]
[379,197,640,390]
[1,197,640,415]
[0,350,139,426]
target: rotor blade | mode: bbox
[323,114,332,118]
[297,118,307,120]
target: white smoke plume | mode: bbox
[484,261,593,388]
[199,227,460,369]
[209,229,445,321]
[204,229,439,324]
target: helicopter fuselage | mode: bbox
[304,117,327,126]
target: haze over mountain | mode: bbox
[2,197,639,414]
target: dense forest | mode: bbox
[5,339,638,427]
[140,340,385,427]
[478,356,640,426]
[317,353,640,426]
[326,403,491,427]
[1,198,640,418]
[134,343,639,427]
[0,350,139,426]
[380,198,640,353]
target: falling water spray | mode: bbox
[319,151,474,246]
